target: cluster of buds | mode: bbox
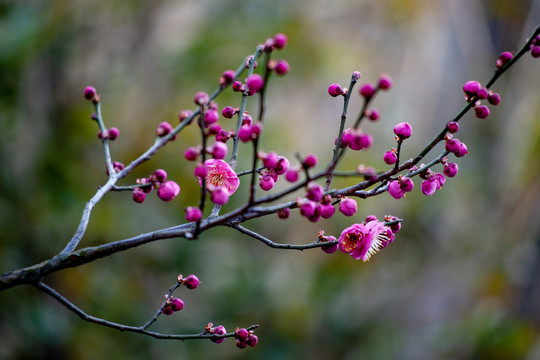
[388,176,414,199]
[318,231,338,254]
[296,191,336,223]
[97,127,119,141]
[205,323,227,344]
[530,35,540,58]
[105,161,125,176]
[256,151,291,191]
[419,169,446,196]
[238,113,263,143]
[234,327,258,349]
[462,80,501,119]
[338,128,373,151]
[162,297,184,315]
[132,169,180,203]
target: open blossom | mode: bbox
[201,159,239,196]
[338,221,391,261]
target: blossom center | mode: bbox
[341,233,359,253]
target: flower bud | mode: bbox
[157,181,180,201]
[185,206,202,222]
[393,122,412,139]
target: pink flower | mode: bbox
[201,159,239,196]
[338,221,390,261]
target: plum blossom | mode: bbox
[201,159,239,196]
[338,220,391,261]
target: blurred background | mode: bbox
[1,0,539,359]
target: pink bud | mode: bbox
[211,187,229,205]
[132,188,146,204]
[443,162,458,177]
[204,109,219,126]
[162,306,174,316]
[303,154,318,168]
[445,139,461,153]
[367,108,380,121]
[232,81,244,92]
[421,178,438,196]
[487,92,501,106]
[277,208,290,219]
[447,121,459,133]
[378,74,393,90]
[194,91,209,105]
[273,33,288,49]
[299,200,317,219]
[476,88,489,100]
[388,180,405,199]
[394,122,412,139]
[319,204,336,219]
[210,325,227,344]
[531,45,540,58]
[261,151,279,169]
[359,82,376,99]
[274,60,289,75]
[194,164,206,179]
[157,181,180,201]
[156,122,173,137]
[285,168,299,183]
[496,51,513,68]
[274,156,289,175]
[153,169,167,183]
[107,127,119,141]
[183,274,200,289]
[221,70,236,85]
[247,334,258,347]
[184,146,200,161]
[383,150,398,165]
[178,110,193,123]
[259,175,275,191]
[185,206,202,222]
[320,235,338,253]
[338,197,357,216]
[455,142,468,157]
[209,141,228,160]
[328,84,343,97]
[474,105,490,119]
[400,177,414,192]
[84,86,97,101]
[238,125,253,142]
[246,74,264,93]
[305,182,324,202]
[169,298,184,312]
[463,80,481,98]
[222,106,237,119]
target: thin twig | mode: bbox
[35,281,257,340]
